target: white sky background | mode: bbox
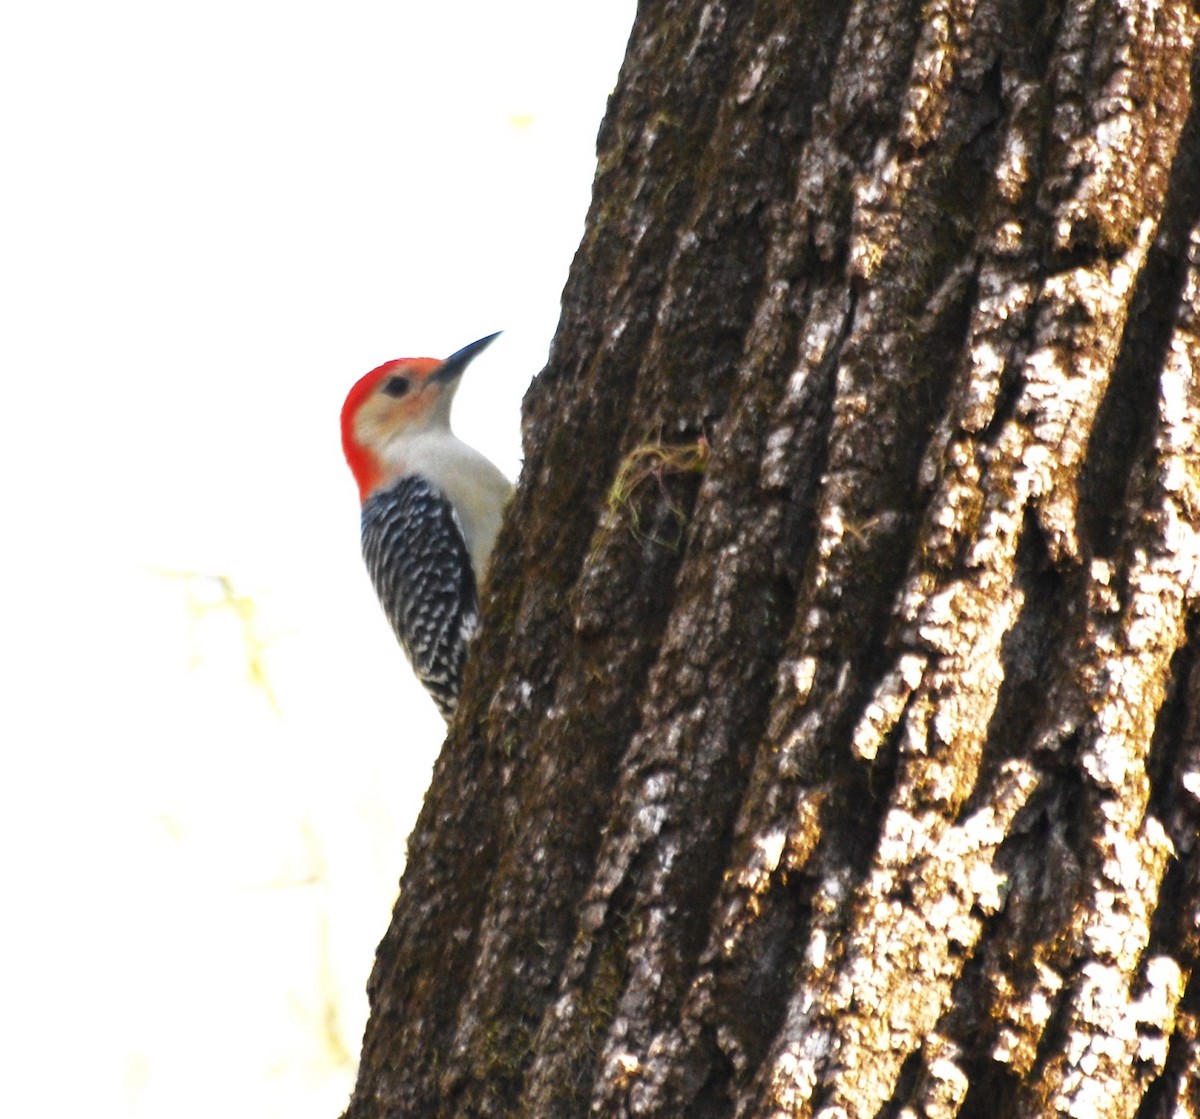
[0,2,635,1115]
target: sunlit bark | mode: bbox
[346,2,1200,1116]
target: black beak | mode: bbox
[433,331,502,384]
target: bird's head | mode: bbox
[340,332,500,502]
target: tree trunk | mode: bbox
[345,1,1200,1116]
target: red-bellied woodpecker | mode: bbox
[340,332,512,720]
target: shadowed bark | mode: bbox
[345,0,1200,1116]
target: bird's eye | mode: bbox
[382,375,411,398]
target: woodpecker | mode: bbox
[341,332,512,720]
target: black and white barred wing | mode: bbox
[361,476,480,719]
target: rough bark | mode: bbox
[346,1,1200,1116]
